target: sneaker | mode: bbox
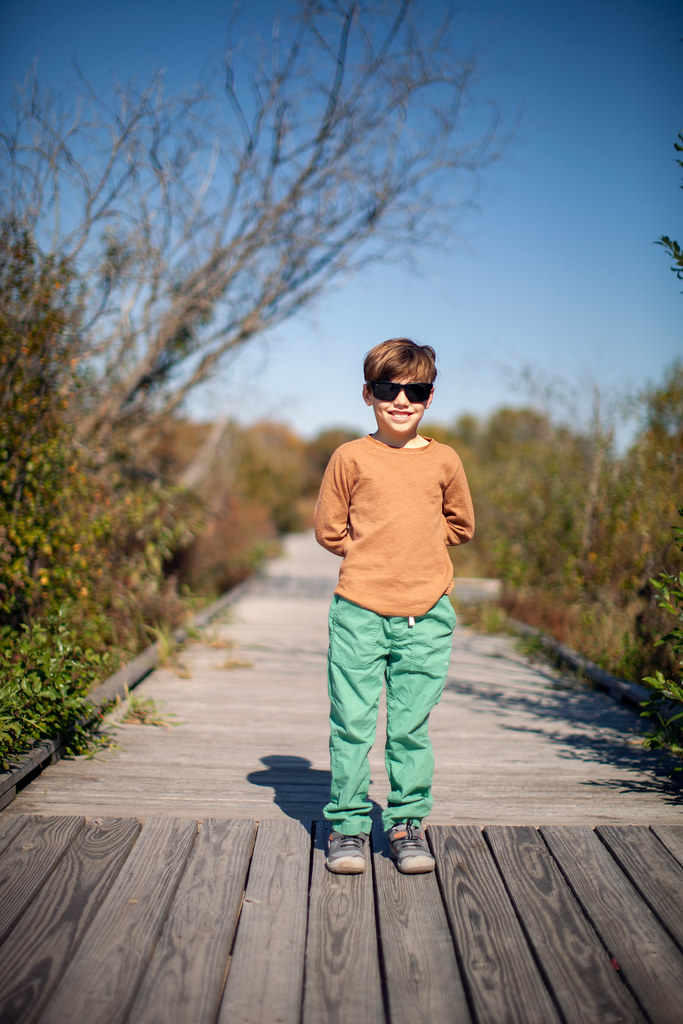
[388,821,435,874]
[326,830,368,873]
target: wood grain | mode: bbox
[541,825,683,1024]
[6,531,682,826]
[485,825,645,1024]
[650,824,683,869]
[218,818,311,1024]
[37,817,198,1024]
[0,813,28,856]
[303,822,384,1024]
[596,825,683,951]
[0,815,85,945]
[430,825,561,1024]
[127,818,256,1024]
[0,817,140,1024]
[371,823,471,1024]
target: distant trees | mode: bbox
[1,0,508,449]
[426,362,683,685]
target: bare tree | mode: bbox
[1,0,509,446]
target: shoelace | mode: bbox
[393,823,426,848]
[335,834,364,851]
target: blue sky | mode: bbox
[1,0,681,441]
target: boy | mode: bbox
[314,338,475,874]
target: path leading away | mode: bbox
[2,532,683,1024]
[5,530,681,823]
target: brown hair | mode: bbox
[363,338,437,383]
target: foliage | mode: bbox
[115,691,178,729]
[0,219,84,627]
[641,508,683,761]
[424,361,683,686]
[1,1,509,449]
[233,422,309,533]
[657,131,683,285]
[0,220,193,763]
[0,614,106,766]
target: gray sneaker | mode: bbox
[326,830,368,873]
[388,821,435,874]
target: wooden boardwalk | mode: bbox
[2,531,683,1022]
[1,814,682,1023]
[4,531,681,823]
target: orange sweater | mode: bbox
[314,435,475,616]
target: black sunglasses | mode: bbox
[367,380,433,403]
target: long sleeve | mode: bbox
[314,448,353,556]
[442,458,475,547]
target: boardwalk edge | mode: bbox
[0,579,253,810]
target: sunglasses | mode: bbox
[366,380,433,403]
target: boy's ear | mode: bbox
[362,383,373,406]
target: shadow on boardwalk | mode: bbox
[444,671,683,805]
[247,754,384,825]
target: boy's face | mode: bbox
[362,377,434,447]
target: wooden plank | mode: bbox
[430,825,561,1024]
[218,819,311,1024]
[596,825,683,951]
[37,817,198,1024]
[0,813,28,856]
[541,826,683,1024]
[651,825,683,869]
[0,817,140,1024]
[0,815,85,945]
[128,819,255,1024]
[371,823,471,1024]
[302,822,384,1024]
[485,825,645,1024]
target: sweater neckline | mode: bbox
[364,434,434,452]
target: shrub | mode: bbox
[0,613,108,767]
[641,507,683,761]
[0,220,193,762]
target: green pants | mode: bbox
[324,593,456,834]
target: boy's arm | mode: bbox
[314,449,352,555]
[443,457,475,546]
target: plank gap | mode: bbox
[482,825,568,1024]
[429,827,478,1024]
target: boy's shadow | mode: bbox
[247,754,382,825]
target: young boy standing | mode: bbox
[314,338,475,874]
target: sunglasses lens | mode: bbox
[371,381,400,400]
[405,383,433,402]
[370,381,432,402]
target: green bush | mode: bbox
[641,508,683,761]
[0,613,108,767]
[0,219,193,763]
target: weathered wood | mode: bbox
[128,819,256,1024]
[0,813,28,856]
[541,825,683,1024]
[485,825,645,1024]
[37,817,198,1024]
[0,815,85,946]
[218,819,311,1024]
[430,825,561,1024]
[0,817,140,1024]
[6,533,682,825]
[596,825,683,951]
[371,823,471,1024]
[651,824,683,869]
[303,822,384,1024]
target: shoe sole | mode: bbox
[326,856,366,874]
[394,855,436,874]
